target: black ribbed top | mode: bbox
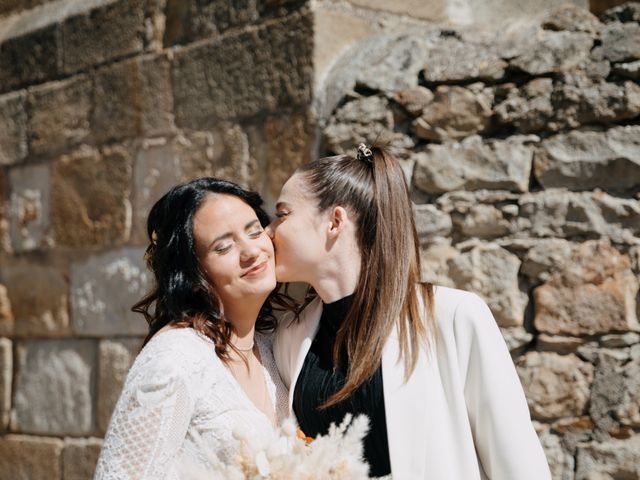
[293,294,391,477]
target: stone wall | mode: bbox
[318,3,640,479]
[0,0,314,478]
[0,0,638,478]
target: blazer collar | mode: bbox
[288,298,429,478]
[287,296,323,410]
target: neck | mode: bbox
[222,296,265,346]
[311,245,361,304]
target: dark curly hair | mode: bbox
[133,177,279,361]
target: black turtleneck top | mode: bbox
[292,294,391,477]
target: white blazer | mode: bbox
[273,285,551,480]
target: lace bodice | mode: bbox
[94,328,289,480]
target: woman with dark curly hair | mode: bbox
[95,178,287,480]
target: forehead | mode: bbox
[193,194,257,234]
[279,173,310,204]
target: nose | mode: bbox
[265,222,276,240]
[238,238,261,263]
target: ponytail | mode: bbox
[296,145,435,408]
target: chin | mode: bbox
[274,265,294,283]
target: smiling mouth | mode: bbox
[242,261,268,277]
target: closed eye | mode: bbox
[214,244,232,254]
[275,211,290,218]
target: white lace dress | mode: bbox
[94,328,289,480]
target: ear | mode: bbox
[327,206,349,239]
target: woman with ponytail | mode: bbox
[268,144,551,479]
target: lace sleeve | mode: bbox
[94,341,197,480]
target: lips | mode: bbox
[242,260,268,277]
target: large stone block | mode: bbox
[412,135,536,194]
[8,163,52,252]
[12,339,96,435]
[534,125,640,191]
[509,30,594,75]
[0,25,59,94]
[499,326,533,353]
[70,247,150,336]
[541,4,601,34]
[414,204,452,243]
[51,147,132,248]
[599,2,640,23]
[538,428,575,480]
[495,76,640,133]
[534,241,639,336]
[0,435,63,480]
[452,203,511,238]
[554,75,640,129]
[516,352,594,421]
[91,60,142,144]
[419,240,458,286]
[139,54,175,137]
[575,436,640,480]
[0,91,27,166]
[413,84,493,141]
[590,353,640,434]
[1,263,69,337]
[517,189,640,243]
[0,337,11,430]
[420,34,507,83]
[393,86,434,117]
[27,76,91,158]
[61,0,145,74]
[173,12,313,127]
[97,338,141,433]
[177,124,253,186]
[615,357,640,428]
[62,437,103,480]
[261,112,312,197]
[494,78,555,133]
[164,0,306,45]
[323,95,414,158]
[92,54,174,144]
[0,285,11,336]
[588,352,628,435]
[521,239,574,283]
[329,34,431,102]
[0,168,8,254]
[131,142,180,244]
[447,244,527,327]
[597,21,640,63]
[164,0,259,45]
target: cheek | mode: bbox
[202,256,235,288]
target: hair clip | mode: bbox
[356,143,373,163]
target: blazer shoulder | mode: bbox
[431,285,493,332]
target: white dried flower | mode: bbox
[180,414,376,479]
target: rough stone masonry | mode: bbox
[0,0,639,479]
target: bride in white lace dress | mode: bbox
[95,178,289,480]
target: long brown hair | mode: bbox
[296,145,435,408]
[132,177,280,362]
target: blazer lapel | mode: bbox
[286,297,323,410]
[382,328,429,479]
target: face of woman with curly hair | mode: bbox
[193,194,276,310]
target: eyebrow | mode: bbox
[208,219,261,249]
